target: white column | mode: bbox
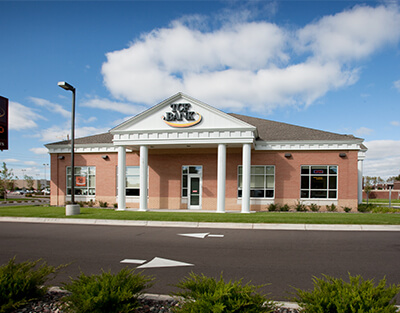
[241,143,251,213]
[217,144,226,213]
[358,152,365,204]
[117,146,126,211]
[139,145,148,211]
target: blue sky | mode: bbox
[0,0,399,181]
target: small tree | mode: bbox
[24,175,34,190]
[0,162,14,200]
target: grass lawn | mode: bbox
[0,205,400,225]
[364,199,400,204]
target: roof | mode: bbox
[229,113,362,142]
[46,113,362,147]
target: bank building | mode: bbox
[46,92,367,212]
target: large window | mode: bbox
[67,166,96,195]
[116,166,142,196]
[238,165,275,198]
[300,165,337,199]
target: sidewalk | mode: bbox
[1,216,400,231]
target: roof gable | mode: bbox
[111,92,256,134]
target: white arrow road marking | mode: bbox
[137,257,194,269]
[178,233,209,239]
[120,259,147,264]
[178,233,224,239]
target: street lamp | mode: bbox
[58,81,79,216]
[43,163,48,187]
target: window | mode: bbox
[67,166,95,195]
[116,166,142,196]
[182,166,202,197]
[238,165,275,198]
[300,165,337,199]
[126,166,140,196]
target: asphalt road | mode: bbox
[0,222,399,301]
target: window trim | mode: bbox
[237,165,275,199]
[66,166,96,196]
[300,165,338,200]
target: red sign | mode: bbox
[76,176,86,186]
[0,96,8,150]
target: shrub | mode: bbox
[295,201,307,212]
[309,203,320,212]
[372,207,400,214]
[293,274,400,313]
[113,203,118,208]
[88,199,94,207]
[268,203,279,212]
[99,201,108,208]
[344,207,352,213]
[326,204,337,212]
[358,203,375,213]
[0,257,64,313]
[280,204,290,212]
[172,272,276,313]
[62,268,153,313]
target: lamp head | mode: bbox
[58,81,75,91]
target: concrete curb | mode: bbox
[1,216,400,231]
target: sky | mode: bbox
[0,0,399,182]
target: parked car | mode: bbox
[42,188,50,195]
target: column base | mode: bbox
[66,204,80,216]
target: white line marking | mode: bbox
[137,257,194,269]
[120,259,147,264]
[207,234,224,238]
[178,233,209,239]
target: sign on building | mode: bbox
[0,96,8,150]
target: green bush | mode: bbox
[268,203,279,212]
[62,268,153,313]
[280,204,290,212]
[344,207,352,213]
[309,203,320,212]
[295,201,307,212]
[326,203,337,212]
[372,207,400,214]
[99,201,108,208]
[172,272,276,313]
[0,257,64,313]
[358,203,375,213]
[293,274,400,313]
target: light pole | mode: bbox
[58,81,80,216]
[43,163,48,187]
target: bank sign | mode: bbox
[0,96,8,150]
[163,103,202,128]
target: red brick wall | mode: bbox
[50,148,359,210]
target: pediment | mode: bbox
[111,93,256,134]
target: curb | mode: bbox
[1,216,400,231]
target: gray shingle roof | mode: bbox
[46,114,362,147]
[229,113,362,142]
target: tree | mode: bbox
[0,162,14,200]
[24,174,34,190]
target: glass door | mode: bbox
[189,176,201,209]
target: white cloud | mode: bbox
[24,161,37,166]
[30,147,48,155]
[29,97,70,118]
[355,127,374,136]
[394,80,400,92]
[391,121,400,126]
[297,5,400,63]
[9,101,43,131]
[81,97,146,115]
[364,140,400,178]
[101,4,400,113]
[1,158,19,163]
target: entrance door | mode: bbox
[188,175,201,209]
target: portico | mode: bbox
[111,93,257,213]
